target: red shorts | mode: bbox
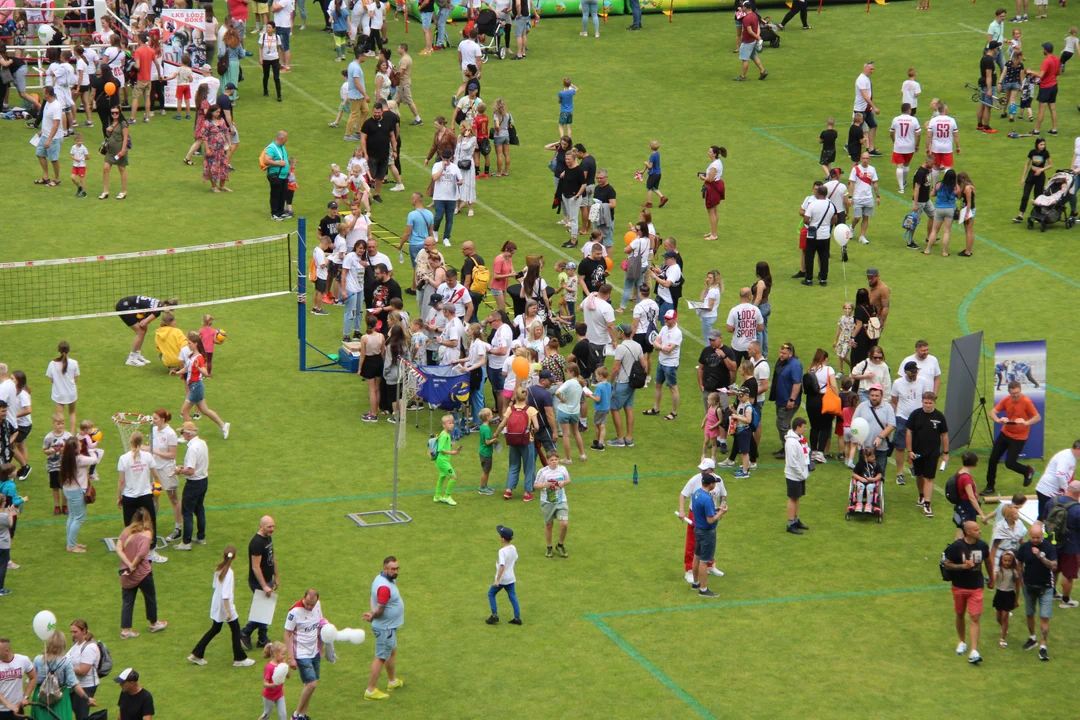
[176,84,191,101]
[952,586,984,615]
[932,151,954,168]
[891,151,914,165]
[71,166,86,177]
[1059,553,1079,581]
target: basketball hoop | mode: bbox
[111,412,152,448]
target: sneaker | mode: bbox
[233,658,256,667]
[684,569,695,583]
[855,502,864,513]
[0,588,9,596]
[556,543,568,558]
[811,451,826,464]
[1013,215,1025,223]
[387,678,404,690]
[691,583,700,590]
[1010,14,1021,20]
[718,459,735,467]
[364,689,390,700]
[1022,637,1038,650]
[786,523,803,535]
[749,463,758,470]
[546,547,554,558]
[916,498,926,507]
[509,618,522,625]
[240,633,253,651]
[165,529,182,543]
[758,71,768,80]
[149,551,167,563]
[733,470,750,479]
[120,630,140,639]
[174,543,192,551]
[522,492,534,502]
[732,76,746,82]
[1024,466,1035,486]
[311,309,330,315]
[707,566,725,577]
[718,442,728,454]
[923,503,934,518]
[896,473,906,486]
[188,654,208,665]
[795,519,809,530]
[16,465,30,479]
[485,614,500,624]
[125,357,144,366]
[623,439,635,447]
[148,621,169,633]
[390,183,406,192]
[579,454,588,462]
[443,238,451,247]
[606,439,627,449]
[1039,646,1049,661]
[956,641,968,655]
[1059,599,1079,608]
[858,236,870,245]
[698,589,719,597]
[868,149,883,157]
[443,496,457,506]
[478,486,495,495]
[979,486,997,497]
[222,422,231,440]
[968,651,982,664]
[194,539,207,545]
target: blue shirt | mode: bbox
[774,357,804,409]
[591,381,611,412]
[370,572,405,631]
[935,183,956,209]
[332,7,349,31]
[347,59,366,101]
[406,208,434,245]
[557,88,576,113]
[691,488,718,530]
[648,151,661,176]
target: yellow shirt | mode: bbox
[155,325,187,368]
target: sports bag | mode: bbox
[427,436,439,461]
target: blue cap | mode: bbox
[497,525,514,540]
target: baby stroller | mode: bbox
[475,9,507,61]
[845,467,884,523]
[758,16,781,48]
[1027,171,1077,232]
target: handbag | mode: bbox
[822,379,842,416]
[457,158,472,171]
[216,52,229,76]
[478,137,491,155]
[84,483,97,504]
[507,114,519,145]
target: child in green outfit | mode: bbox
[477,408,497,495]
[435,414,462,506]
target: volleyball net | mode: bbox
[0,234,293,326]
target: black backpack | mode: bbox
[939,545,954,582]
[628,358,647,390]
[944,473,962,505]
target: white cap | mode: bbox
[698,458,715,471]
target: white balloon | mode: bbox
[849,417,870,442]
[833,223,852,247]
[33,610,58,641]
[320,623,338,644]
[339,628,366,645]
[271,663,289,685]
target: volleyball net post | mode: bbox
[296,217,354,374]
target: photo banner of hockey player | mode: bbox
[993,340,1046,459]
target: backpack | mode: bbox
[259,147,273,172]
[216,51,229,77]
[504,405,531,446]
[802,371,820,397]
[866,316,882,340]
[427,436,439,461]
[749,403,761,432]
[944,472,963,505]
[39,661,64,706]
[95,640,113,678]
[469,263,490,294]
[628,357,647,390]
[1045,498,1078,542]
[939,545,954,582]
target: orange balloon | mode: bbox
[512,356,529,379]
[104,82,117,96]
[605,256,613,271]
[624,231,637,246]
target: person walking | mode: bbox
[1013,138,1052,223]
[1028,42,1060,136]
[906,391,949,518]
[66,620,101,720]
[486,526,521,625]
[363,557,405,700]
[777,0,810,29]
[241,516,280,651]
[99,105,129,200]
[1034,441,1080,521]
[982,380,1040,495]
[607,323,642,448]
[172,423,208,552]
[689,472,728,597]
[783,417,810,534]
[45,341,79,435]
[1016,522,1057,661]
[890,361,930,483]
[944,520,994,664]
[283,589,323,718]
[264,130,290,221]
[344,47,370,141]
[852,384,895,478]
[188,546,255,667]
[116,507,169,639]
[847,152,881,246]
[733,1,767,82]
[1048,481,1080,610]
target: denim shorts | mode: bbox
[694,529,716,563]
[1002,81,1021,92]
[36,138,62,162]
[276,27,291,51]
[556,409,580,426]
[655,364,678,387]
[493,135,509,146]
[421,11,433,28]
[488,366,505,394]
[738,41,758,61]
[373,627,397,660]
[186,380,205,404]
[1023,585,1054,619]
[611,382,635,410]
[513,15,530,36]
[893,417,908,450]
[296,655,321,683]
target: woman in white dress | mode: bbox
[45,341,79,434]
[187,546,255,667]
[455,125,478,216]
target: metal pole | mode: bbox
[391,359,403,514]
[297,218,307,372]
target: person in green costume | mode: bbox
[435,414,462,506]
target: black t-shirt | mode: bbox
[216,93,234,125]
[1027,147,1050,169]
[247,533,275,591]
[698,345,735,392]
[593,183,616,222]
[905,408,948,458]
[945,538,990,589]
[562,165,586,198]
[578,257,607,295]
[361,116,394,158]
[979,53,997,88]
[318,214,340,242]
[118,689,155,720]
[1017,540,1057,589]
[372,278,402,308]
[847,124,864,155]
[461,254,484,289]
[579,155,596,186]
[527,385,553,432]
[418,0,434,11]
[571,338,593,376]
[913,166,932,203]
[819,128,837,152]
[383,110,401,150]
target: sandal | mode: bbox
[183,158,194,166]
[116,192,126,200]
[921,250,931,255]
[958,250,973,257]
[642,408,660,416]
[941,253,949,257]
[98,192,109,200]
[663,412,678,421]
[45,179,60,187]
[34,177,50,185]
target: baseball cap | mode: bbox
[866,267,879,277]
[737,385,751,396]
[441,149,454,159]
[496,525,514,540]
[114,668,139,684]
[565,261,577,270]
[700,472,717,485]
[1042,42,1054,53]
[225,82,238,91]
[664,309,677,320]
[698,458,716,471]
[538,370,553,381]
[617,322,632,336]
[987,40,1002,50]
[663,249,678,259]
[707,329,722,341]
[327,201,339,209]
[868,383,884,391]
[428,295,443,307]
[904,361,919,372]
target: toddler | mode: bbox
[700,391,722,463]
[328,69,349,126]
[42,413,71,512]
[259,642,288,720]
[285,157,298,216]
[69,132,88,198]
[168,53,194,119]
[330,163,351,203]
[585,366,610,450]
[198,315,220,375]
[477,407,495,495]
[851,448,882,513]
[77,419,98,482]
[833,301,855,374]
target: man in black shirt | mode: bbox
[944,520,994,664]
[697,329,737,452]
[909,154,935,248]
[318,201,342,301]
[905,391,949,517]
[592,169,617,248]
[1016,523,1058,661]
[568,322,595,382]
[527,373,559,458]
[370,264,403,334]
[241,516,279,650]
[360,102,398,203]
[977,42,1001,134]
[578,244,608,296]
[847,113,865,166]
[574,143,597,234]
[460,241,484,323]
[115,668,154,720]
[217,83,239,167]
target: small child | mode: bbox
[259,642,289,720]
[330,163,351,203]
[285,157,298,216]
[434,414,461,505]
[486,525,521,625]
[473,101,490,178]
[409,317,428,367]
[993,550,1021,648]
[477,407,496,495]
[534,452,571,558]
[852,448,882,513]
[562,262,578,322]
[833,301,855,375]
[1019,72,1036,122]
[198,315,220,375]
[817,117,837,178]
[311,235,331,315]
[12,372,31,478]
[1007,28,1022,62]
[168,53,194,119]
[0,490,19,593]
[1062,27,1078,72]
[331,0,350,61]
[554,363,587,463]
[846,112,865,168]
[69,133,88,198]
[701,391,723,463]
[842,392,859,468]
[328,69,349,126]
[42,413,71,509]
[836,377,854,461]
[901,68,921,116]
[643,140,668,208]
[916,0,929,9]
[557,77,577,138]
[347,145,370,187]
[77,419,99,481]
[585,366,611,451]
[731,387,754,479]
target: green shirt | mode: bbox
[478,424,494,458]
[265,141,289,179]
[436,430,453,468]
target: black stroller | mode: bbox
[1026,171,1077,231]
[476,9,507,61]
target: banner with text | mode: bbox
[993,340,1046,459]
[161,9,207,109]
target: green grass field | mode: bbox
[3,2,1080,717]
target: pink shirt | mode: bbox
[263,662,284,700]
[492,253,513,291]
[198,327,217,354]
[118,530,152,589]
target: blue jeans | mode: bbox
[699,315,715,341]
[63,486,86,548]
[342,292,361,336]
[628,0,641,25]
[506,443,535,493]
[470,368,487,424]
[488,582,520,618]
[433,200,456,241]
[619,272,641,309]
[436,6,451,46]
[658,300,674,319]
[757,301,771,358]
[581,0,599,32]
